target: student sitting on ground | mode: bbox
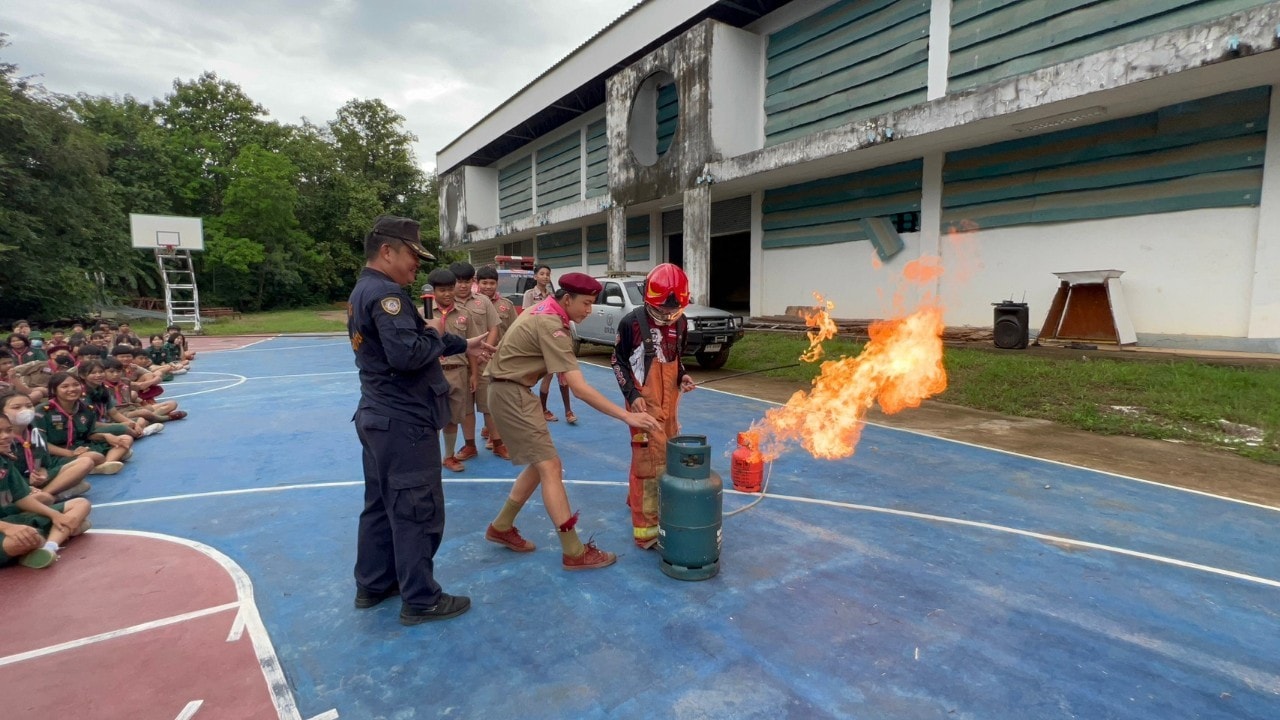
[102,357,181,424]
[166,326,196,361]
[146,334,188,375]
[0,410,92,569]
[34,371,132,476]
[112,345,166,405]
[114,322,143,349]
[9,343,75,403]
[81,360,162,440]
[1,389,94,501]
[7,334,44,364]
[67,323,87,350]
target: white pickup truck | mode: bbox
[572,274,744,369]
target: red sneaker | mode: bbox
[563,541,616,571]
[543,410,558,422]
[454,445,479,461]
[167,410,188,421]
[565,411,578,425]
[492,443,510,460]
[481,426,490,440]
[443,456,465,473]
[486,524,535,552]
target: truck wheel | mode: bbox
[695,348,730,370]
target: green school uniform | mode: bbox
[0,454,65,564]
[35,399,109,455]
[13,429,72,484]
[163,342,183,362]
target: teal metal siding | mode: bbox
[626,216,650,262]
[535,133,582,212]
[585,120,608,198]
[587,224,607,265]
[498,155,532,222]
[762,159,924,249]
[941,87,1270,229]
[765,0,930,145]
[656,83,679,156]
[950,0,1273,91]
[536,229,582,269]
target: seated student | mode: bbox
[112,345,165,405]
[1,389,94,501]
[67,323,87,349]
[48,329,67,348]
[157,334,190,372]
[34,371,131,475]
[10,343,73,403]
[88,331,112,352]
[0,411,92,569]
[144,335,186,378]
[73,342,106,366]
[102,357,180,424]
[80,359,158,440]
[114,322,143,349]
[166,328,196,361]
[7,334,44,364]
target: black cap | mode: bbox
[370,215,435,261]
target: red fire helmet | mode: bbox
[644,263,689,324]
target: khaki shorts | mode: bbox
[488,380,556,466]
[442,364,472,425]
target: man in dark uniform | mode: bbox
[347,215,494,625]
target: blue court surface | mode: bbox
[90,336,1279,719]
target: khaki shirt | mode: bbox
[439,294,498,367]
[490,295,517,339]
[522,285,551,309]
[486,302,579,387]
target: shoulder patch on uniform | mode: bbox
[552,330,566,338]
[381,297,402,315]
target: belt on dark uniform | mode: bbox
[491,377,530,389]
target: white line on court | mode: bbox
[0,601,240,668]
[227,609,246,642]
[163,373,248,399]
[92,480,1280,589]
[161,370,357,399]
[693,382,1280,514]
[175,699,204,720]
[204,337,274,353]
[215,341,349,354]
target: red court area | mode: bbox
[1,533,281,720]
[188,334,279,353]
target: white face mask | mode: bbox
[8,408,35,426]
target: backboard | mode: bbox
[130,214,204,251]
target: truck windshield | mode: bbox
[623,281,643,305]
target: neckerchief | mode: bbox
[48,398,79,446]
[529,296,570,329]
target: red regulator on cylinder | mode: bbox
[731,431,764,493]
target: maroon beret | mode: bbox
[558,272,602,296]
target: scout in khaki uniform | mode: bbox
[523,265,577,424]
[610,264,697,549]
[475,265,518,459]
[447,262,499,464]
[483,273,659,571]
[425,268,472,473]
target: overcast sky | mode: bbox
[2,0,637,171]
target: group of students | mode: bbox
[0,319,195,570]
[422,261,696,560]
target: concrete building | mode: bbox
[437,0,1280,352]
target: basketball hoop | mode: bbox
[158,245,176,255]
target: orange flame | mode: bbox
[750,263,949,461]
[799,294,837,362]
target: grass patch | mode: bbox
[725,332,1280,465]
[128,306,348,337]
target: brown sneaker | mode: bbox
[563,541,616,571]
[481,426,490,440]
[565,411,578,425]
[484,439,494,450]
[486,524,535,552]
[454,445,479,461]
[543,410,558,422]
[443,456,465,473]
[492,442,510,460]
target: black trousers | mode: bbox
[354,409,445,609]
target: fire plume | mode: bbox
[799,294,838,362]
[751,267,948,461]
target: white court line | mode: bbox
[204,337,274,354]
[0,601,239,668]
[175,699,204,720]
[215,341,349,354]
[693,382,1280,514]
[163,373,247,399]
[92,480,1280,589]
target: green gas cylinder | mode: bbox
[658,435,722,580]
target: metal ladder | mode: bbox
[155,249,203,332]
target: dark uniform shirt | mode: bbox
[348,267,467,428]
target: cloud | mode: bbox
[1,0,637,169]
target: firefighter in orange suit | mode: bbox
[610,264,697,549]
